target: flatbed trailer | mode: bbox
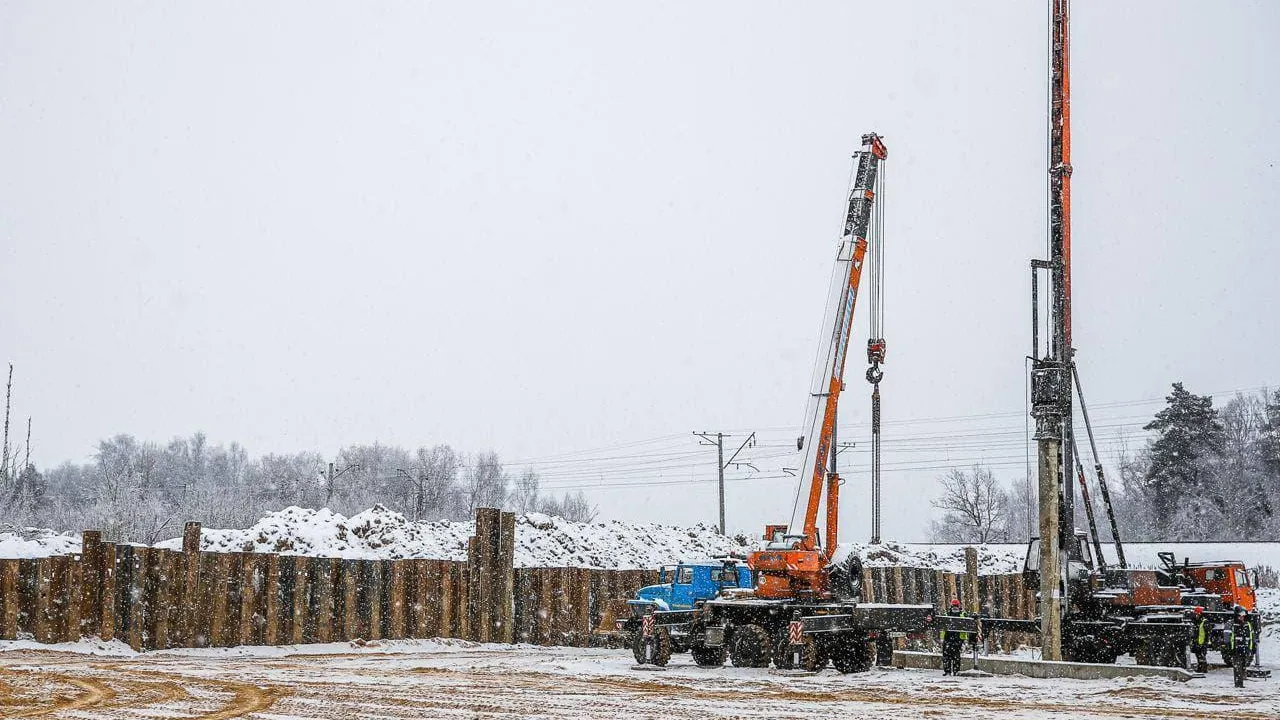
[637,598,934,671]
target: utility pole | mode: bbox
[2,363,12,482]
[1029,0,1073,662]
[322,462,361,507]
[395,467,430,521]
[694,431,755,534]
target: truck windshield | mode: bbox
[712,567,738,585]
[1024,539,1040,572]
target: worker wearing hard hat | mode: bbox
[939,599,971,676]
[1190,607,1210,674]
[1228,605,1256,688]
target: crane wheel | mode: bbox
[730,624,772,668]
[691,643,727,667]
[829,555,864,601]
[772,633,817,671]
[831,634,874,674]
[813,639,832,670]
[632,627,672,666]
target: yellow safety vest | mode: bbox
[939,613,969,642]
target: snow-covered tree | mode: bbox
[1139,383,1224,538]
[465,450,507,512]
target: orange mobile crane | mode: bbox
[751,132,887,602]
[636,134,934,672]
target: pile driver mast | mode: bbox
[1029,0,1074,663]
[752,132,887,600]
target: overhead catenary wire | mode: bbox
[442,383,1276,498]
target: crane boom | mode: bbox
[755,133,886,600]
[797,133,887,549]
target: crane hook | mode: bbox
[866,365,883,384]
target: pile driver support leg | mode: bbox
[1072,362,1126,568]
[1071,434,1106,569]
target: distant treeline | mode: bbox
[0,433,594,543]
[932,384,1280,544]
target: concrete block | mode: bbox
[893,650,975,672]
[893,651,1196,682]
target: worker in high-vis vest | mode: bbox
[939,599,970,675]
[1190,607,1211,673]
[1229,605,1256,688]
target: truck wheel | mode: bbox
[772,633,817,671]
[691,643,727,667]
[632,627,672,666]
[831,634,874,674]
[730,624,772,668]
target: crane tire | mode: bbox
[831,634,874,674]
[632,627,672,666]
[772,632,817,671]
[829,555,864,601]
[691,643,727,667]
[730,624,772,668]
[813,640,832,670]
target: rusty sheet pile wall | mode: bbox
[0,509,1032,652]
[861,565,1039,649]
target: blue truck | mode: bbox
[616,559,754,666]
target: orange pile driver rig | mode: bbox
[635,133,935,673]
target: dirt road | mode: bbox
[0,641,1276,719]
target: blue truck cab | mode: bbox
[626,559,753,615]
[617,559,753,663]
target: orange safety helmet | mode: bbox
[950,599,961,607]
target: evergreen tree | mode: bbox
[1259,389,1280,476]
[1141,383,1224,538]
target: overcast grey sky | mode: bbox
[2,1,1276,540]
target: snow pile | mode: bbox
[836,541,1024,574]
[0,527,81,559]
[512,512,749,569]
[144,505,750,569]
[153,506,474,561]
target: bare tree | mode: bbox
[537,490,598,523]
[929,464,1010,543]
[1004,476,1035,543]
[510,468,541,515]
[416,444,465,520]
[465,450,507,512]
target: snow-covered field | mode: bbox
[0,638,1277,719]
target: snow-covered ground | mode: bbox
[0,638,1277,719]
[0,526,81,559]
